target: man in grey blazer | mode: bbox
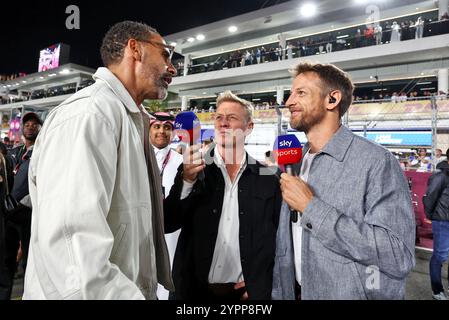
[272,62,415,300]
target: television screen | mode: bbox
[38,44,61,72]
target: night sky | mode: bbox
[0,0,291,75]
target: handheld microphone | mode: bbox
[174,112,204,181]
[273,134,303,223]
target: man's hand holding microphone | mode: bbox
[183,144,205,183]
[273,134,314,221]
[175,111,206,184]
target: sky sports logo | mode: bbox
[273,135,302,165]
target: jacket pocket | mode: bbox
[111,223,127,258]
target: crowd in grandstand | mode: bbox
[177,14,448,76]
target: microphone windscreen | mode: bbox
[273,134,302,165]
[174,112,202,145]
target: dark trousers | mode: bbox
[3,206,32,299]
[0,210,11,300]
[295,281,302,301]
[207,283,245,302]
[430,220,449,294]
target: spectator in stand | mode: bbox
[305,38,313,55]
[231,51,239,68]
[256,48,261,64]
[364,25,374,46]
[287,42,294,60]
[435,148,447,167]
[355,29,362,48]
[317,37,325,54]
[296,40,304,57]
[391,92,399,103]
[279,45,284,60]
[244,50,251,66]
[410,148,432,172]
[326,33,334,53]
[390,21,401,42]
[261,47,266,63]
[400,21,411,41]
[399,92,408,102]
[374,24,383,45]
[383,21,392,44]
[415,17,425,39]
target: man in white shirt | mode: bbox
[149,112,183,300]
[150,112,183,198]
[163,91,281,300]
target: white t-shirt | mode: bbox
[292,151,317,285]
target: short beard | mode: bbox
[291,104,326,133]
[156,84,168,100]
[24,133,38,142]
[141,65,169,100]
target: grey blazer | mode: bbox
[272,126,416,300]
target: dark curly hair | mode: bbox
[100,21,158,67]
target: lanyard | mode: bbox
[160,149,172,178]
[13,145,30,175]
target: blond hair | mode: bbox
[216,90,254,122]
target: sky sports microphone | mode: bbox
[273,134,303,223]
[174,111,204,181]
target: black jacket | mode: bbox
[423,162,449,221]
[164,151,282,300]
[10,145,32,202]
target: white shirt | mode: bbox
[292,151,317,285]
[181,147,247,284]
[153,144,183,300]
[416,157,431,172]
[153,145,183,198]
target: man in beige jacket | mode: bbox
[23,21,176,300]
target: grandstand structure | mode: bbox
[0,63,95,139]
[163,0,449,158]
[0,0,448,157]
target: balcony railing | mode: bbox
[173,16,448,77]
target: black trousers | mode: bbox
[0,209,11,300]
[207,283,246,302]
[2,206,32,299]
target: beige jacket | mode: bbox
[23,68,173,300]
